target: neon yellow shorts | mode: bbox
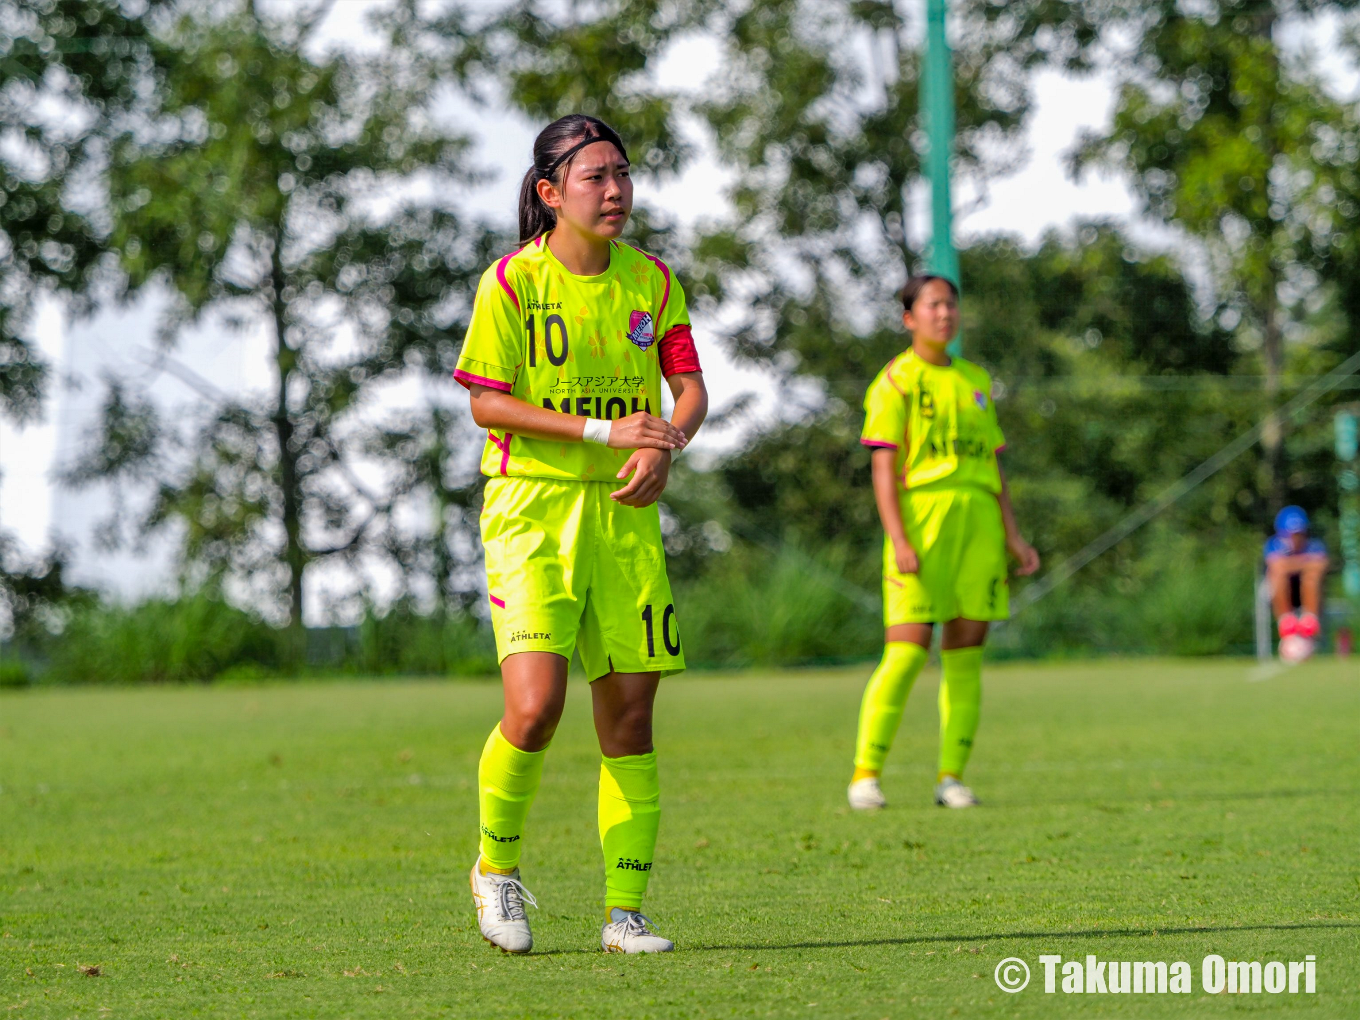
[480,476,685,680]
[884,485,1009,625]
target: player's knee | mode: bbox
[504,694,566,750]
[611,702,654,755]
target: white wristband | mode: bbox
[582,418,612,446]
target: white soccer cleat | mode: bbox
[601,908,674,954]
[934,776,979,808]
[470,858,537,954]
[847,776,888,810]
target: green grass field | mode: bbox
[2,658,1357,1018]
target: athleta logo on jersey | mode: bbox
[627,310,655,351]
[615,857,653,872]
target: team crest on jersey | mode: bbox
[973,389,988,410]
[627,310,656,352]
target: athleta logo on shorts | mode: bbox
[508,629,551,643]
[615,857,653,872]
[481,825,519,843]
[627,310,655,351]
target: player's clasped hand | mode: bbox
[1007,533,1041,576]
[612,448,671,507]
[605,412,687,451]
[893,542,920,575]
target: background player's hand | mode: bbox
[1007,534,1040,576]
[893,541,919,575]
[606,412,687,451]
[611,448,671,506]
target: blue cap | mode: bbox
[1274,505,1309,535]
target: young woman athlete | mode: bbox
[848,276,1039,811]
[455,114,707,954]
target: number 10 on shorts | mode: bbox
[641,603,681,657]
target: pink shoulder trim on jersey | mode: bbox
[883,355,908,396]
[861,439,898,449]
[995,443,1007,453]
[624,243,673,321]
[495,247,526,311]
[659,323,701,377]
[489,594,506,609]
[453,369,512,392]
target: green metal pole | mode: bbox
[1336,408,1360,617]
[922,0,960,356]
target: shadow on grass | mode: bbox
[691,919,1360,954]
[530,920,1360,956]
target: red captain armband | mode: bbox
[659,323,701,377]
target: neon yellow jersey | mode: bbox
[860,350,1005,494]
[455,236,701,481]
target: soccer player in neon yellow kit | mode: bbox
[848,276,1039,811]
[456,115,708,954]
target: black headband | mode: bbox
[537,133,630,181]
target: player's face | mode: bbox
[1287,531,1306,552]
[540,140,633,241]
[903,280,959,347]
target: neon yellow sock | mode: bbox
[938,646,983,780]
[598,752,660,912]
[478,724,547,872]
[853,642,929,773]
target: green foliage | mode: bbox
[677,544,881,667]
[0,0,157,422]
[4,663,1358,1015]
[0,657,31,688]
[40,593,279,684]
[349,603,497,677]
[63,2,498,628]
[12,593,497,684]
[1073,0,1360,503]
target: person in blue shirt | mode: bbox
[1264,505,1329,642]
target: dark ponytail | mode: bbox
[518,114,630,245]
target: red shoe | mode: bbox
[1277,612,1300,638]
[1296,612,1320,639]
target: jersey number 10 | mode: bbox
[526,314,569,368]
[641,603,681,657]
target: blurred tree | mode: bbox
[0,0,156,422]
[1,1,159,646]
[1073,0,1360,512]
[64,1,497,643]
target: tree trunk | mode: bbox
[270,242,307,648]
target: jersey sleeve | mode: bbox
[454,260,521,392]
[650,256,701,377]
[861,365,905,450]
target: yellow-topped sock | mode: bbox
[851,766,880,783]
[938,646,983,780]
[853,641,929,773]
[478,724,548,872]
[598,752,660,913]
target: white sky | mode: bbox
[0,3,1240,604]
